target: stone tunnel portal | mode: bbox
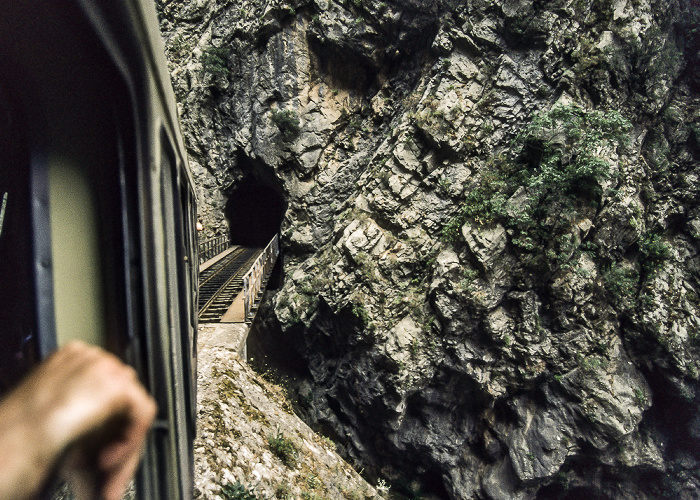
[224,178,286,247]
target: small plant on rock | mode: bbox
[201,46,229,78]
[634,388,649,407]
[603,263,639,309]
[275,483,293,499]
[271,108,301,141]
[268,429,299,468]
[221,481,259,500]
[351,301,375,332]
[639,231,671,276]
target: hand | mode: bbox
[0,341,157,500]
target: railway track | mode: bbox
[198,246,262,322]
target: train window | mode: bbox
[0,3,133,394]
[177,160,198,437]
[44,76,132,357]
[48,157,107,348]
[45,106,129,355]
[0,0,136,376]
[0,85,38,397]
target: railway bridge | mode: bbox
[196,234,279,355]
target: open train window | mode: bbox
[0,85,38,397]
[0,0,138,393]
[44,83,132,360]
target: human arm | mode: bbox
[0,341,156,500]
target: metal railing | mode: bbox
[198,234,231,265]
[242,234,280,323]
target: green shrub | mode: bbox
[516,105,631,195]
[603,263,639,309]
[351,301,375,331]
[443,105,631,277]
[221,482,259,500]
[306,473,321,490]
[271,109,301,140]
[450,105,631,231]
[639,232,671,275]
[268,430,299,468]
[201,46,229,78]
[442,214,464,243]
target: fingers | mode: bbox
[44,344,147,450]
[98,385,156,472]
[39,343,157,500]
[101,447,142,500]
[0,342,157,500]
[98,384,156,500]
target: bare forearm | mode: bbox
[0,342,156,500]
[0,389,53,500]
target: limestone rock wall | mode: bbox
[157,0,700,498]
[194,324,380,499]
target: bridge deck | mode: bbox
[197,234,279,328]
[199,246,238,273]
[198,246,261,323]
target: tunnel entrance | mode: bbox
[224,177,286,247]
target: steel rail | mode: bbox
[198,247,261,322]
[198,246,244,288]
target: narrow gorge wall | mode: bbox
[157,0,700,498]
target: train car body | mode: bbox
[0,0,197,497]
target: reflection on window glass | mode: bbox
[0,192,8,237]
[0,85,37,397]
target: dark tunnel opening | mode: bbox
[224,177,286,248]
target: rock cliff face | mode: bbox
[157,0,700,498]
[193,324,380,499]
